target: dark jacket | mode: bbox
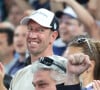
[3,56,31,89]
[56,83,81,90]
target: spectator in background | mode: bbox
[3,25,31,89]
[63,35,100,90]
[54,0,100,40]
[0,0,32,22]
[53,7,85,56]
[7,3,24,27]
[0,22,17,75]
[8,25,29,75]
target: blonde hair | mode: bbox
[68,35,100,80]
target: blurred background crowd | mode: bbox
[0,0,100,89]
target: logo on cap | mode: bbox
[54,23,57,30]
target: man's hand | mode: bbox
[65,53,91,85]
[67,53,91,75]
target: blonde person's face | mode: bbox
[27,20,56,56]
[32,70,56,90]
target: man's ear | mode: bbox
[49,31,58,45]
[52,31,58,40]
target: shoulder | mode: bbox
[15,65,32,75]
[9,65,32,89]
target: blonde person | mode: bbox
[63,35,100,90]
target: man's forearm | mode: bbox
[64,0,95,28]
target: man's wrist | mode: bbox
[64,73,80,85]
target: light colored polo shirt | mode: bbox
[9,55,67,90]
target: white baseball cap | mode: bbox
[55,6,77,19]
[20,8,59,31]
[63,6,77,18]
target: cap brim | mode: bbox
[20,16,52,28]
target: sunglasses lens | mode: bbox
[39,57,53,66]
[77,38,85,44]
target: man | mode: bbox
[7,3,24,27]
[54,0,100,39]
[9,9,64,90]
[8,25,29,75]
[32,54,90,90]
[32,56,66,90]
[0,22,18,89]
[0,22,17,75]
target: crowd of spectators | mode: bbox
[0,0,100,90]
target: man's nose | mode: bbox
[28,32,38,38]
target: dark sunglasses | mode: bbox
[76,37,93,54]
[39,57,66,73]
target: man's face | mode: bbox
[27,20,56,56]
[32,70,56,90]
[59,15,83,43]
[0,33,11,59]
[14,25,28,54]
